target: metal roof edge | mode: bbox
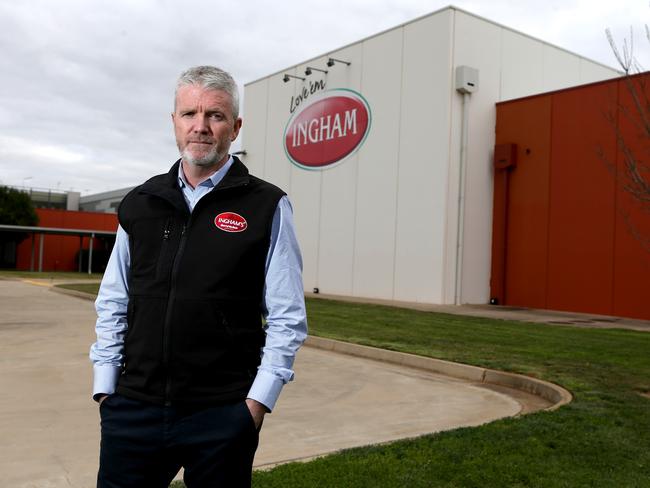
[244,4,620,88]
[495,70,648,106]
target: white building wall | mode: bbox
[393,10,454,303]
[313,46,363,296]
[241,6,620,306]
[352,31,402,299]
[239,79,268,177]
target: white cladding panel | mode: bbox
[240,79,268,177]
[542,45,582,92]
[286,57,328,293]
[579,59,620,84]
[393,10,453,303]
[352,30,402,299]
[500,30,544,100]
[241,6,620,306]
[263,75,294,189]
[314,46,363,295]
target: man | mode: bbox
[90,65,307,487]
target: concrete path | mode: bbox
[0,279,528,487]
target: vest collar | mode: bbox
[138,156,250,212]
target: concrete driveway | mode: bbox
[0,279,524,487]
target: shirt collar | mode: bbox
[177,155,235,190]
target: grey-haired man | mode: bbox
[90,66,307,487]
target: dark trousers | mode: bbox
[97,393,259,488]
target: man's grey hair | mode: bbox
[175,66,240,120]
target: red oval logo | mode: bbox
[284,89,371,169]
[214,212,248,233]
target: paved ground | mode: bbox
[0,279,526,488]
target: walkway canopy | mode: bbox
[0,224,117,274]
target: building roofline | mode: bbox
[244,4,621,87]
[496,70,648,106]
[80,186,135,203]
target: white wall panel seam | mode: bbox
[350,43,366,295]
[314,149,324,289]
[389,26,407,301]
[442,8,458,304]
[262,79,271,180]
[498,27,504,102]
[542,45,548,92]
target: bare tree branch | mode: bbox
[604,25,650,249]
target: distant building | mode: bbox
[5,186,81,211]
[79,187,134,213]
[7,184,134,214]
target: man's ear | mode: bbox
[231,117,243,141]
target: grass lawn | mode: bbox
[62,283,650,487]
[0,270,103,280]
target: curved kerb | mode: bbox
[305,336,572,412]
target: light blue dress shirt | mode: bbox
[90,156,308,411]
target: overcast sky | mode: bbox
[1,0,649,195]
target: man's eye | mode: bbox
[182,112,195,117]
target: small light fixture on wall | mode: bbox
[283,74,305,83]
[232,150,247,156]
[326,57,351,67]
[305,66,328,76]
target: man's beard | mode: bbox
[180,142,229,167]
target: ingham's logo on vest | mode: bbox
[214,212,248,233]
[284,89,371,170]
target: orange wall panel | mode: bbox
[494,73,650,320]
[613,77,650,319]
[546,83,618,315]
[495,95,552,309]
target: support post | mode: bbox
[88,233,94,275]
[30,233,35,271]
[38,234,44,272]
[78,236,83,273]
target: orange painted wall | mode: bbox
[494,96,552,309]
[15,209,118,272]
[613,76,650,319]
[493,73,650,320]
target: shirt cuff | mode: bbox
[247,369,285,412]
[93,364,122,401]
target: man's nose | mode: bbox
[193,115,209,133]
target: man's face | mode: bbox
[172,84,242,168]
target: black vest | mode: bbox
[116,158,285,406]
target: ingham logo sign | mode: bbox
[284,89,371,170]
[214,212,248,233]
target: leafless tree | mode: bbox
[604,27,650,250]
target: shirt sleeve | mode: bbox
[246,195,308,412]
[89,224,130,401]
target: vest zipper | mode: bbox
[163,219,171,240]
[162,222,187,405]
